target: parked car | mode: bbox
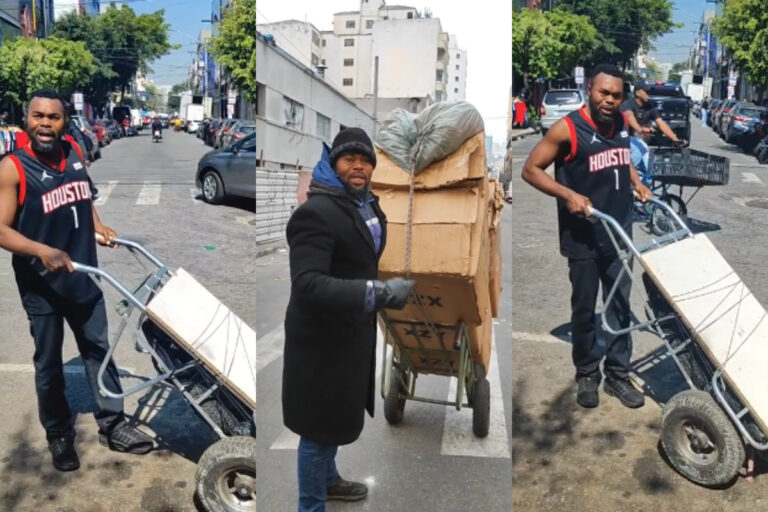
[215,118,240,149]
[220,121,256,149]
[713,99,737,134]
[645,83,691,146]
[70,114,101,160]
[91,124,108,146]
[539,89,586,136]
[196,132,256,204]
[722,103,766,143]
[187,120,200,134]
[706,99,722,127]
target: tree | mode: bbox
[557,0,679,70]
[166,81,189,112]
[144,83,163,112]
[52,5,177,107]
[712,0,768,88]
[209,0,257,102]
[667,60,688,84]
[0,37,95,106]
[512,8,598,86]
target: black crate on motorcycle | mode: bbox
[650,147,730,186]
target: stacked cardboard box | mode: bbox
[373,132,503,375]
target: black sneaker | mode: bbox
[604,377,645,408]
[48,433,80,472]
[576,375,600,408]
[326,477,368,502]
[98,423,154,454]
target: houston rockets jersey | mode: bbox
[555,107,633,259]
[8,140,101,307]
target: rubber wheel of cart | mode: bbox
[471,378,491,438]
[202,170,225,204]
[650,194,687,236]
[660,390,745,487]
[384,367,407,425]
[196,436,257,512]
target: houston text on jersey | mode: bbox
[41,180,92,214]
[588,147,631,173]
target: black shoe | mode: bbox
[576,375,600,408]
[604,377,645,408]
[48,433,80,472]
[326,477,368,502]
[98,423,154,454]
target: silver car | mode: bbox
[196,132,256,204]
[539,89,586,135]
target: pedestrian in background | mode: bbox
[283,127,413,512]
[701,96,709,126]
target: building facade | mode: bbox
[447,34,467,101]
[53,0,99,20]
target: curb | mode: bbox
[256,241,287,259]
[510,128,539,141]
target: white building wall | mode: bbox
[257,20,322,70]
[255,35,376,170]
[372,18,439,99]
[447,35,467,101]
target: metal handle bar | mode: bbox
[95,234,167,270]
[71,262,148,312]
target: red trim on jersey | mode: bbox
[564,117,578,162]
[579,106,617,138]
[7,155,26,206]
[23,142,66,172]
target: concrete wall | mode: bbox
[256,35,376,170]
[257,21,322,69]
[447,35,467,101]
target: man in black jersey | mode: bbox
[522,65,652,410]
[0,90,153,472]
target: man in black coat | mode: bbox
[283,127,413,511]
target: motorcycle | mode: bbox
[152,129,162,143]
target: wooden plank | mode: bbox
[145,268,256,410]
[640,234,768,433]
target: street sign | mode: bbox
[227,93,237,105]
[227,104,235,117]
[72,92,84,111]
[727,85,735,98]
[574,66,585,84]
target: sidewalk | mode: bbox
[256,238,287,258]
[510,126,539,141]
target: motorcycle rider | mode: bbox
[151,117,163,141]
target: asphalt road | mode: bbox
[0,130,256,512]
[254,190,513,509]
[510,118,768,512]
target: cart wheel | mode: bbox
[471,378,491,438]
[650,194,687,236]
[384,366,407,425]
[196,436,257,512]
[660,390,745,487]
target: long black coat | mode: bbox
[282,187,387,446]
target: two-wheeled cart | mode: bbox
[378,311,491,438]
[635,147,729,235]
[73,238,256,512]
[591,199,768,487]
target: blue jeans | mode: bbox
[297,437,340,512]
[701,109,708,126]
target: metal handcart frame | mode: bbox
[72,238,256,512]
[378,309,491,438]
[590,198,768,487]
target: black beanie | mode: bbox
[329,127,376,169]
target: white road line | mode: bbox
[511,331,569,345]
[94,180,118,205]
[270,427,300,450]
[256,324,285,374]
[741,172,764,185]
[441,330,511,459]
[0,363,135,375]
[136,181,161,205]
[190,187,201,204]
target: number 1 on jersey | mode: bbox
[614,168,619,190]
[71,206,79,229]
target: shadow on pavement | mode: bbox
[192,192,256,213]
[687,217,721,234]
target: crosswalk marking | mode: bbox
[136,181,161,205]
[742,172,764,185]
[94,180,118,205]
[190,187,202,204]
[441,330,511,459]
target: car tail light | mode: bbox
[233,133,243,140]
[540,105,546,116]
[734,116,748,122]
[724,108,731,113]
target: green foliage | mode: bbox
[512,8,597,85]
[0,37,95,106]
[557,0,679,69]
[209,0,256,102]
[712,0,768,88]
[166,81,188,112]
[51,5,177,108]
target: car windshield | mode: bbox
[738,108,764,118]
[238,124,256,133]
[648,85,685,97]
[544,91,582,106]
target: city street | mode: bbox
[0,130,257,511]
[254,195,513,510]
[510,119,768,511]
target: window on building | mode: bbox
[344,38,354,47]
[311,53,319,66]
[282,96,304,130]
[407,12,413,19]
[456,64,460,70]
[312,32,320,46]
[454,88,459,93]
[321,59,326,65]
[316,113,331,140]
[322,39,326,47]
[366,20,374,29]
[346,20,355,29]
[456,53,460,59]
[436,70,444,81]
[343,78,354,86]
[435,91,444,101]
[455,76,459,82]
[344,58,354,66]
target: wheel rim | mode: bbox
[216,465,256,511]
[203,174,217,200]
[676,419,718,465]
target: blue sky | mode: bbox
[648,0,712,66]
[130,0,213,87]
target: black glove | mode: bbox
[673,139,688,147]
[372,278,415,311]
